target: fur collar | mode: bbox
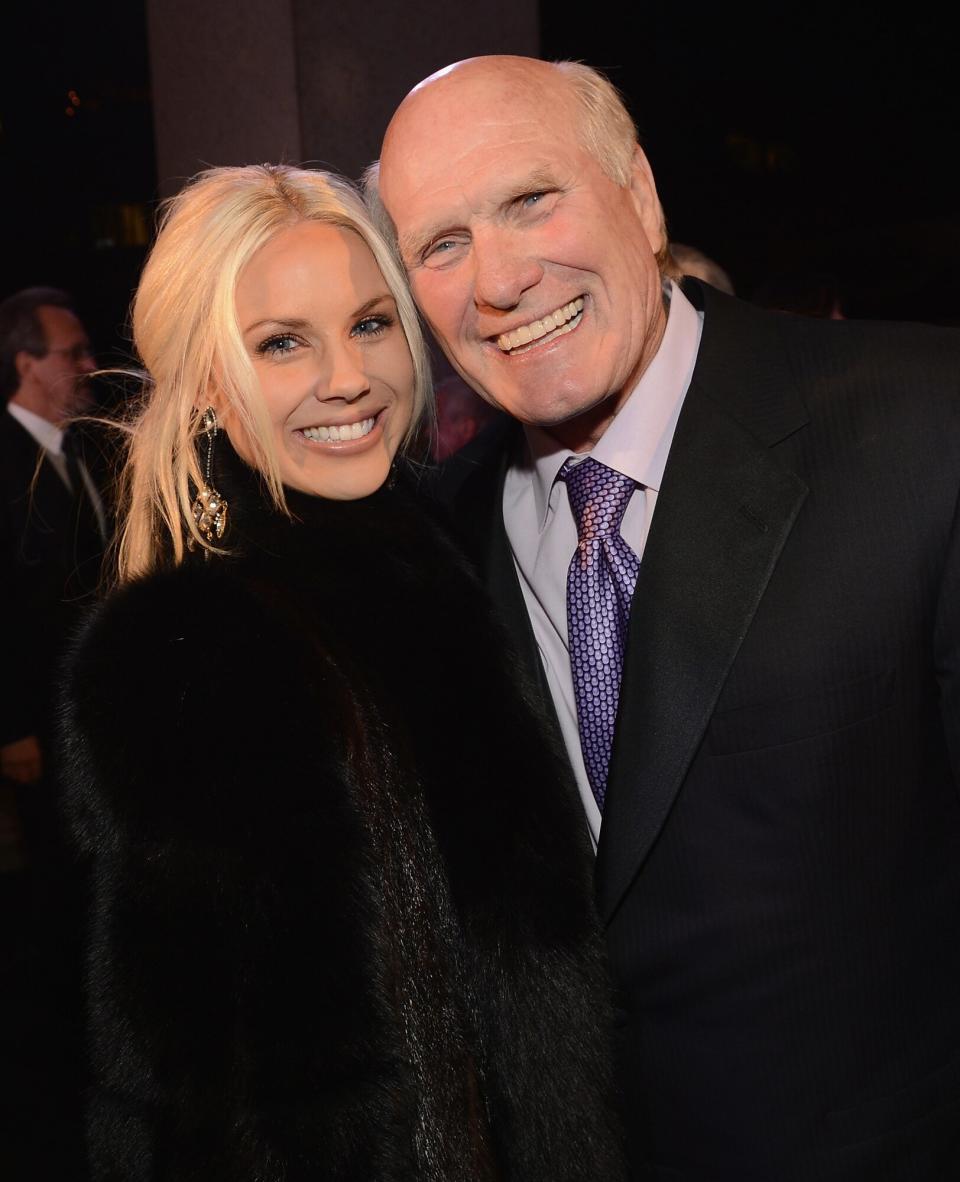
[62,448,624,1180]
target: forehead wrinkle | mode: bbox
[400,58,568,126]
[399,160,566,264]
[383,81,570,189]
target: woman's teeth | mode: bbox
[302,417,376,443]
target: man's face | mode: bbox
[379,63,667,451]
[29,306,96,421]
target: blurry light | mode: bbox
[65,107,75,117]
[69,90,81,107]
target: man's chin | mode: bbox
[513,391,624,453]
[70,386,95,414]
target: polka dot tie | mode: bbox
[561,457,640,811]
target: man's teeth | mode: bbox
[302,417,376,443]
[496,298,584,353]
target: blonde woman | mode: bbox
[60,166,623,1182]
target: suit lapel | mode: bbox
[596,287,810,922]
[443,422,554,711]
[442,289,812,925]
[2,413,71,529]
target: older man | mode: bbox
[373,56,960,1179]
[0,287,106,784]
[0,285,106,1177]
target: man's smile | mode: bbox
[495,297,584,354]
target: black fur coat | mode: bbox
[60,448,624,1181]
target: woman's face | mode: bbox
[230,219,416,500]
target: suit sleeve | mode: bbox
[935,472,960,787]
[60,569,398,1181]
[0,493,38,748]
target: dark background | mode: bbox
[543,11,960,322]
[2,5,958,367]
[1,2,155,366]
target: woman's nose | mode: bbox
[322,341,370,401]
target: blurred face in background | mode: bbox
[16,306,96,423]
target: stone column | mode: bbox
[147,0,538,192]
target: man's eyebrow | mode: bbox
[399,224,448,265]
[398,166,562,264]
[508,167,560,198]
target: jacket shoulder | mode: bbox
[60,562,353,853]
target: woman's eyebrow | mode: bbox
[351,293,395,318]
[242,315,311,334]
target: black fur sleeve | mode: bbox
[59,567,414,1181]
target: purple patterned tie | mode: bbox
[561,457,640,811]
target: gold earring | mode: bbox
[191,407,229,543]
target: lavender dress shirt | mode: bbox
[502,281,703,846]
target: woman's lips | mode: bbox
[301,415,377,443]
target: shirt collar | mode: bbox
[7,401,66,455]
[521,279,703,527]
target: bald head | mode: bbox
[387,57,566,147]
[373,56,670,452]
[377,57,645,219]
[401,54,555,103]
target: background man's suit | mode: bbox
[0,407,106,1181]
[441,279,960,1180]
[0,410,105,753]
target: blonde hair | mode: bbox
[118,163,432,582]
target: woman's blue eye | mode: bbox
[353,315,393,338]
[256,333,299,356]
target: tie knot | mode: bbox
[560,457,636,542]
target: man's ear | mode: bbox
[627,145,667,258]
[14,349,37,385]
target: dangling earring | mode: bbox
[191,406,229,543]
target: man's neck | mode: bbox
[539,282,671,454]
[8,388,63,427]
[541,394,630,454]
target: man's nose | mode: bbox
[472,229,544,312]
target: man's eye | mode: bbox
[421,236,467,268]
[256,333,300,357]
[521,191,547,207]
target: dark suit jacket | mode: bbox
[0,410,106,750]
[439,281,960,1181]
